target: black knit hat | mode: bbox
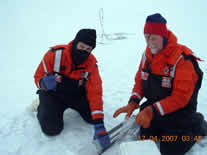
[74,29,96,49]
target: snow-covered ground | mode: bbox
[1,0,207,154]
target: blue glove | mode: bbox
[94,123,111,149]
[40,74,61,91]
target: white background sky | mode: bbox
[1,0,207,112]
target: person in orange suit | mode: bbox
[34,29,110,149]
[113,13,206,155]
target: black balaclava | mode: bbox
[71,29,96,66]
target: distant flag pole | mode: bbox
[99,8,105,39]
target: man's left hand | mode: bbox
[94,123,111,149]
[136,106,154,128]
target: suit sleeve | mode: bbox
[86,64,104,120]
[34,51,55,88]
[129,56,145,104]
[153,58,198,116]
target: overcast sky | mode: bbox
[1,0,207,109]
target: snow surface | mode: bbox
[1,0,207,154]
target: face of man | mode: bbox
[76,41,93,53]
[144,34,163,54]
[71,41,93,66]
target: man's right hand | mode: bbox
[113,102,139,118]
[39,74,62,91]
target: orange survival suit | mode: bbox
[34,41,104,120]
[129,30,205,154]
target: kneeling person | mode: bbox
[34,29,110,149]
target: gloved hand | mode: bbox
[136,106,153,128]
[113,102,139,118]
[94,123,111,149]
[39,74,62,91]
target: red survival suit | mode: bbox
[34,41,104,120]
[129,30,205,155]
